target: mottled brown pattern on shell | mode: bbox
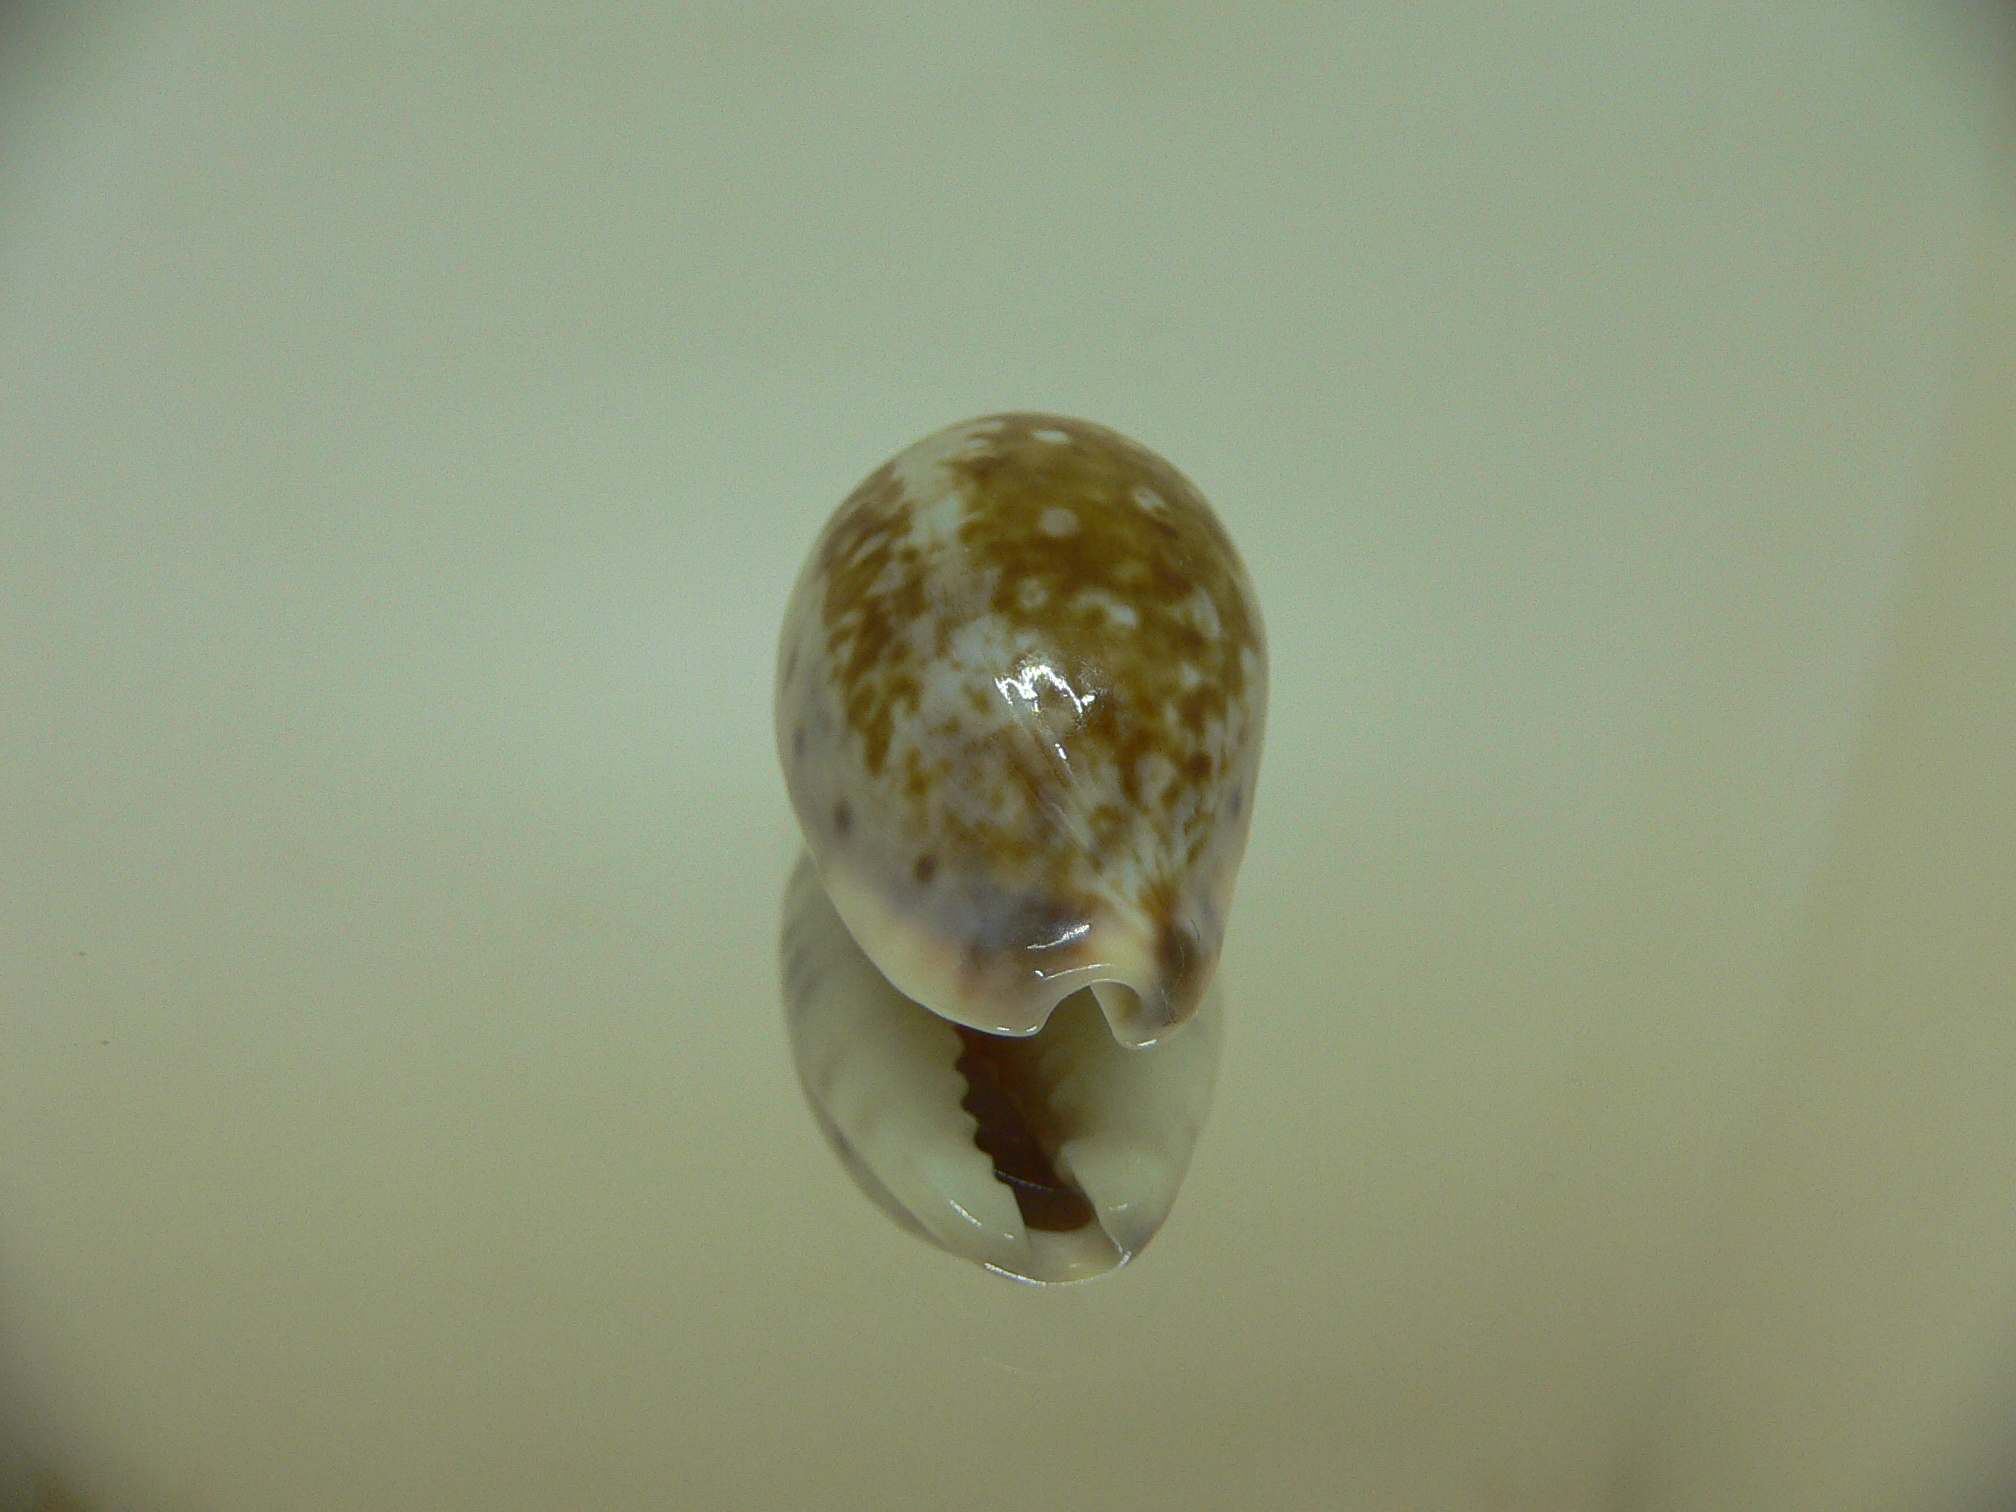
[946,414,1258,859]
[815,415,1262,981]
[814,460,923,778]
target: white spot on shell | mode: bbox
[1134,751,1177,804]
[889,419,1005,530]
[1033,428,1071,444]
[1075,591,1138,630]
[1187,589,1223,641]
[1039,507,1079,538]
[1017,579,1048,611]
[1131,485,1166,511]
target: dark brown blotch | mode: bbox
[913,853,937,885]
[832,799,852,838]
[902,747,934,801]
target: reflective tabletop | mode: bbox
[3,4,2014,1509]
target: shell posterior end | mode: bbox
[821,859,1213,1047]
[1078,913,1212,1048]
[1090,981,1164,1048]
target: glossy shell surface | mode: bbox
[775,413,1267,1049]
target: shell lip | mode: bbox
[816,858,1210,1048]
[983,1247,1134,1288]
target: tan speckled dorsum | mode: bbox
[777,413,1267,1047]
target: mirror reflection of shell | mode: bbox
[775,413,1266,1282]
[781,856,1224,1284]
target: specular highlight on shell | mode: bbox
[775,412,1266,1282]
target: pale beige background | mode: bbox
[3,3,2014,1509]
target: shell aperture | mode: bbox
[775,413,1265,1282]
